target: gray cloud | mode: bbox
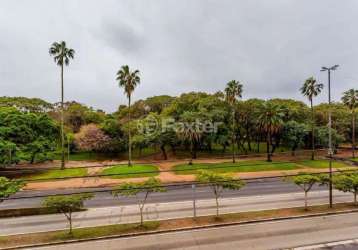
[0,0,358,112]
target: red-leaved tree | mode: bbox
[74,124,110,152]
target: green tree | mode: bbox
[315,126,344,152]
[258,102,284,162]
[177,111,202,165]
[300,77,323,160]
[333,173,358,205]
[42,194,93,235]
[0,177,24,203]
[0,97,53,113]
[112,177,165,226]
[49,41,75,169]
[116,65,140,166]
[287,174,320,210]
[0,107,59,164]
[0,140,17,166]
[281,121,308,156]
[196,171,245,217]
[341,89,358,158]
[225,80,243,163]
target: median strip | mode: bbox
[1,203,358,249]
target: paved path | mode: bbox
[29,213,358,250]
[0,190,352,236]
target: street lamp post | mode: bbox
[321,64,339,208]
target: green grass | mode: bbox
[298,160,350,169]
[101,164,159,179]
[54,221,159,241]
[173,160,302,175]
[351,158,358,162]
[173,159,353,175]
[24,168,88,180]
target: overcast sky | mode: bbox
[1,0,358,112]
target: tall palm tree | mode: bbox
[258,102,284,162]
[225,80,243,163]
[116,65,140,166]
[342,89,358,158]
[177,122,202,165]
[49,41,75,169]
[300,77,323,160]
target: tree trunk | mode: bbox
[193,142,197,159]
[215,195,219,217]
[61,64,65,170]
[267,131,271,162]
[222,144,226,154]
[128,95,132,166]
[311,99,315,161]
[139,206,144,226]
[232,108,236,163]
[304,191,308,211]
[352,111,356,159]
[69,212,73,235]
[160,144,167,160]
[30,153,36,164]
[354,191,357,206]
[170,144,176,156]
[247,137,252,151]
[189,140,193,165]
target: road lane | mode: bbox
[1,178,326,209]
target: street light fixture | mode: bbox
[321,64,339,208]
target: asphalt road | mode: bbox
[1,178,327,210]
[30,212,358,250]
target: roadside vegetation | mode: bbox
[43,194,94,235]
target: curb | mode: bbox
[2,208,358,250]
[293,238,358,249]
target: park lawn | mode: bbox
[24,168,88,181]
[173,160,302,175]
[298,160,350,169]
[352,158,358,162]
[101,164,159,179]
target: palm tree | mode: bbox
[49,41,75,169]
[178,128,201,165]
[300,77,323,160]
[258,102,284,162]
[342,89,358,158]
[116,65,140,166]
[225,80,243,163]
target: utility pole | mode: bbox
[321,64,339,208]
